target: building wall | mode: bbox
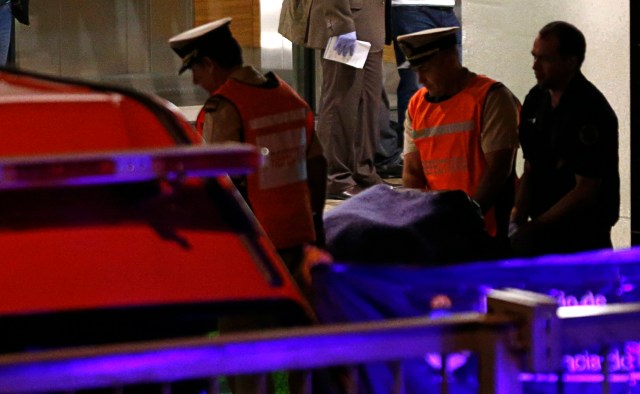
[13,0,266,105]
[15,0,192,77]
[194,0,260,49]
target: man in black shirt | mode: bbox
[509,21,619,256]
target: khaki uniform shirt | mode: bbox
[202,66,323,160]
[279,0,389,52]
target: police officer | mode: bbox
[398,27,520,243]
[169,18,327,268]
[170,18,328,394]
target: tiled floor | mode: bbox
[325,176,403,213]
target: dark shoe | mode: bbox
[327,185,364,200]
[376,162,403,179]
[381,179,401,189]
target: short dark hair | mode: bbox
[198,35,243,69]
[539,21,586,67]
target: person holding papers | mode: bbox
[279,0,392,200]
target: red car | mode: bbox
[0,68,312,352]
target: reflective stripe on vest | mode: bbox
[215,74,315,249]
[408,75,497,234]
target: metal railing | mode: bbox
[0,312,516,394]
[0,290,639,394]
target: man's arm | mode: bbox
[202,97,242,144]
[402,151,428,190]
[534,174,602,226]
[472,147,516,212]
[401,110,428,190]
[510,159,532,225]
[510,172,602,253]
[476,84,520,211]
[321,0,356,38]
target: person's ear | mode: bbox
[200,56,215,70]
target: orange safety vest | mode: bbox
[215,73,316,249]
[408,74,499,235]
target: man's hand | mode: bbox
[509,220,545,256]
[333,31,356,56]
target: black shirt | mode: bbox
[519,72,619,228]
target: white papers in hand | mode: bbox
[323,36,371,69]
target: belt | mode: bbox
[427,5,454,11]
